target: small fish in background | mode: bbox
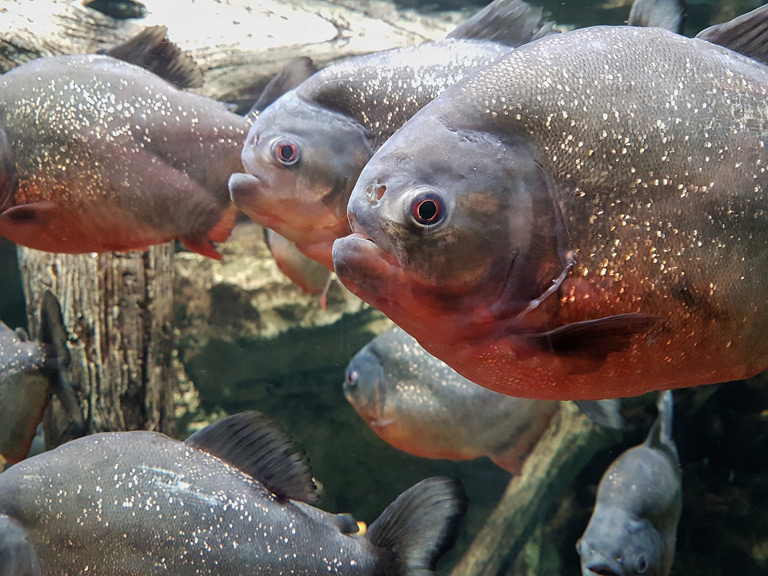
[0,26,249,260]
[0,411,468,575]
[333,5,768,401]
[628,0,686,33]
[577,391,682,576]
[229,0,555,270]
[0,291,83,468]
[264,228,335,309]
[344,328,622,474]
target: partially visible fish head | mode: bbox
[334,110,568,345]
[577,516,666,576]
[344,343,388,425]
[230,92,373,269]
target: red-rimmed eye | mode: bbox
[410,193,445,226]
[272,138,300,166]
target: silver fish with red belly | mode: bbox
[0,51,248,259]
[229,0,553,270]
[0,411,468,575]
[333,7,768,400]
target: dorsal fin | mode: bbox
[628,0,686,34]
[102,25,204,89]
[249,57,318,119]
[185,411,318,503]
[696,5,768,65]
[448,0,557,48]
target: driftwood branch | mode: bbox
[451,402,617,576]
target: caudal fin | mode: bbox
[0,515,40,576]
[366,477,468,576]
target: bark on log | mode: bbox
[18,245,176,445]
[450,402,618,576]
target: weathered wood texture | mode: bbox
[451,402,617,576]
[18,245,176,443]
[0,0,458,104]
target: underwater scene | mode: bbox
[1,0,768,574]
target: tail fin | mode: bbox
[366,477,468,576]
[0,515,41,576]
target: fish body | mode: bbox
[229,0,552,270]
[0,53,248,259]
[0,412,467,575]
[334,19,768,400]
[345,327,558,474]
[577,391,681,576]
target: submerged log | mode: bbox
[18,245,176,445]
[451,402,618,576]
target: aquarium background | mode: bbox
[2,0,768,574]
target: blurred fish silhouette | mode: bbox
[345,328,622,473]
[0,27,248,259]
[0,411,468,575]
[0,291,83,467]
[577,391,682,576]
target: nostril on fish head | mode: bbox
[365,181,386,204]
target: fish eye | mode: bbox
[345,370,359,388]
[272,138,300,166]
[635,554,649,574]
[410,192,445,226]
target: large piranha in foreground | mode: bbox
[333,6,768,400]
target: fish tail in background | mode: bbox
[447,0,556,47]
[0,515,40,576]
[180,204,239,260]
[574,399,625,430]
[695,3,768,64]
[366,477,468,576]
[101,25,203,89]
[39,291,86,448]
[0,128,17,213]
[628,0,686,34]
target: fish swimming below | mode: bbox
[0,291,82,468]
[0,27,249,259]
[344,327,623,473]
[229,0,554,270]
[577,391,682,576]
[0,411,468,575]
[333,6,768,400]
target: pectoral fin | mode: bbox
[522,313,660,374]
[0,202,58,225]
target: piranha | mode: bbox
[577,391,682,576]
[333,6,768,400]
[0,27,249,260]
[345,327,623,473]
[0,411,468,575]
[0,291,82,467]
[229,0,555,270]
[265,227,334,308]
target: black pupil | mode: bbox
[417,200,438,222]
[279,144,296,162]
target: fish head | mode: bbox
[344,341,388,425]
[577,515,666,576]
[230,92,373,268]
[333,110,569,345]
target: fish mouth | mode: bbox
[229,172,286,229]
[582,556,625,576]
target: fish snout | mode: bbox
[577,540,626,576]
[228,172,269,219]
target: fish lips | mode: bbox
[228,172,286,230]
[580,552,627,576]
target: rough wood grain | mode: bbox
[18,245,176,444]
[450,402,617,576]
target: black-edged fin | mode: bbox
[522,313,660,375]
[574,399,624,430]
[0,128,18,212]
[628,0,686,34]
[0,515,41,576]
[249,57,318,116]
[102,25,203,89]
[367,477,468,576]
[39,291,70,369]
[185,411,318,503]
[696,4,768,65]
[448,0,557,48]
